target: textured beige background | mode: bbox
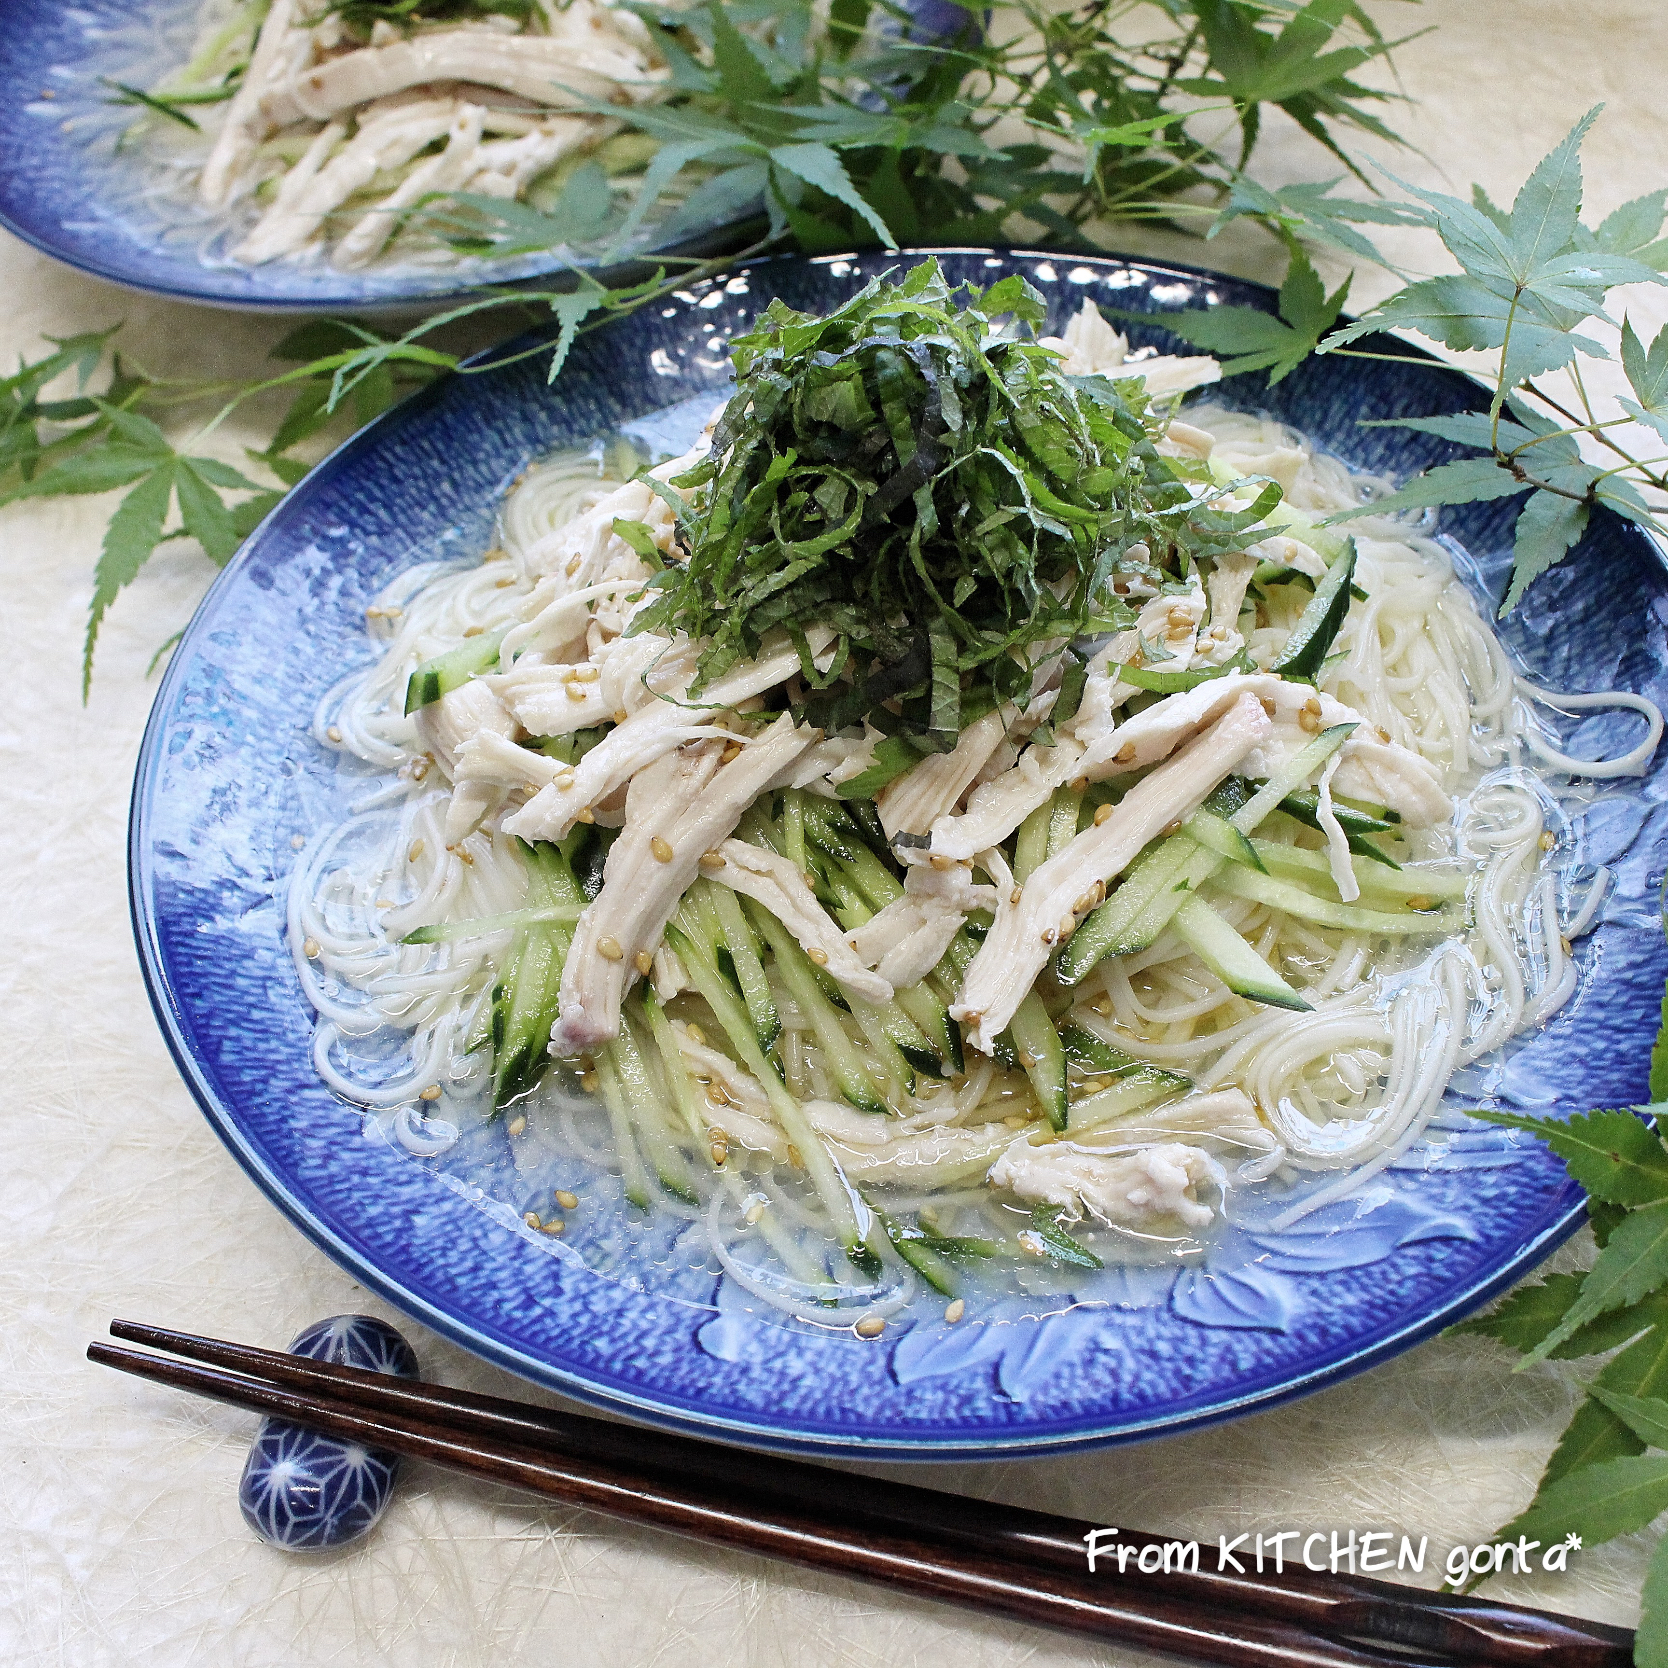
[4,3,1667,1663]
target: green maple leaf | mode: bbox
[1620,316,1668,442]
[1137,246,1350,384]
[1475,1108,1668,1208]
[1643,1533,1668,1668]
[1490,1454,1668,1563]
[1518,1198,1668,1366]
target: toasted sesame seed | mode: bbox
[555,1189,579,1210]
[1070,775,1088,793]
[458,847,474,865]
[1018,1051,1037,1068]
[495,575,517,588]
[1167,605,1191,629]
[710,1140,728,1165]
[565,556,581,577]
[326,725,343,743]
[1539,830,1556,851]
[576,807,595,824]
[1298,709,1322,734]
[686,1023,706,1046]
[929,853,955,871]
[744,1201,766,1225]
[574,665,601,683]
[597,935,624,961]
[613,709,628,724]
[420,1083,442,1101]
[366,605,383,619]
[408,839,425,862]
[1093,996,1112,1016]
[1561,936,1573,956]
[1074,892,1095,915]
[1041,927,1057,945]
[1058,914,1076,939]
[1009,886,1024,905]
[720,741,743,763]
[1020,1233,1044,1257]
[565,683,589,703]
[807,947,829,966]
[1378,726,1392,743]
[699,850,726,869]
[580,1070,599,1092]
[507,1115,527,1136]
[1004,1114,1029,1128]
[1114,742,1136,764]
[1303,696,1322,715]
[854,1315,886,1339]
[462,625,483,638]
[555,771,575,790]
[707,1082,733,1106]
[1162,820,1182,837]
[787,1144,805,1169]
[541,1218,565,1235]
[944,1299,965,1323]
[524,1211,542,1229]
[483,547,508,562]
[1405,894,1432,912]
[634,950,654,975]
[1094,802,1114,826]
[376,898,395,908]
[303,937,321,959]
[650,836,675,863]
[410,757,430,781]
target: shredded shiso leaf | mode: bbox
[626,257,1284,754]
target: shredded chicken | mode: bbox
[549,715,812,1054]
[503,634,823,844]
[847,859,999,989]
[953,691,1273,1053]
[877,707,1010,837]
[412,678,517,843]
[709,840,893,1004]
[197,0,662,266]
[989,1137,1227,1229]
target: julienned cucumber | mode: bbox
[1212,865,1460,934]
[1172,894,1311,1011]
[1250,839,1470,903]
[1056,724,1356,985]
[1008,990,1068,1131]
[403,626,507,715]
[1059,1025,1190,1091]
[1269,540,1358,684]
[402,903,582,944]
[1181,807,1264,871]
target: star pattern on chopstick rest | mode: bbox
[238,1314,419,1550]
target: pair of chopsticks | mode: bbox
[91,1321,1633,1668]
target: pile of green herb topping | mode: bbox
[627,259,1281,786]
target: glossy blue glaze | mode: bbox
[131,250,1668,1460]
[238,1314,419,1549]
[0,0,967,312]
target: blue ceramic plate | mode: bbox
[130,249,1668,1459]
[0,1,956,312]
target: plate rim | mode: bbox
[128,245,1606,1460]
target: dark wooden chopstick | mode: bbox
[92,1322,1633,1668]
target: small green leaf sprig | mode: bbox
[1161,109,1668,616]
[1452,994,1668,1659]
[0,263,740,693]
